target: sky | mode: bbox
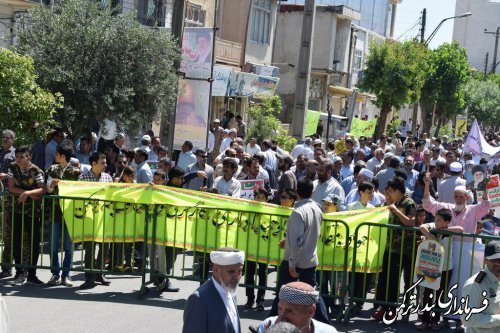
[394,0,459,49]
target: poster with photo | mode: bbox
[179,27,214,79]
[465,164,488,191]
[173,79,210,150]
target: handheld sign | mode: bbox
[414,240,445,290]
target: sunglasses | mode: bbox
[198,155,208,158]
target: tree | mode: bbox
[465,77,500,126]
[357,40,429,139]
[15,0,179,138]
[419,42,471,135]
[0,48,62,145]
[246,96,297,151]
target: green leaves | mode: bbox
[465,76,500,126]
[15,0,179,138]
[0,49,63,145]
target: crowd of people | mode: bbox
[1,116,500,333]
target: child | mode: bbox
[416,208,463,331]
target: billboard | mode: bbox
[179,27,214,79]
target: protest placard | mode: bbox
[414,240,445,290]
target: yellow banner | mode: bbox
[57,181,389,272]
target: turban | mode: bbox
[210,249,245,266]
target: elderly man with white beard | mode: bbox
[183,247,245,333]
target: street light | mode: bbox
[425,12,472,45]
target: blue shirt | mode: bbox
[136,161,153,184]
[340,175,355,196]
[405,169,419,192]
[177,151,197,172]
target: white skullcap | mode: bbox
[69,157,79,165]
[450,162,462,173]
[465,160,475,166]
[229,128,237,133]
[223,129,230,134]
[314,139,322,145]
[332,156,342,163]
[455,185,467,194]
[384,152,394,159]
[210,248,245,266]
[142,135,151,142]
[359,168,374,180]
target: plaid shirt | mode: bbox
[78,169,113,182]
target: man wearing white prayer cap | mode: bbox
[257,282,337,333]
[183,247,245,333]
[437,161,466,204]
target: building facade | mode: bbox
[452,0,500,72]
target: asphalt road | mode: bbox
[0,251,464,333]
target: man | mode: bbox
[235,115,246,139]
[331,156,342,183]
[246,137,261,156]
[261,140,277,172]
[461,240,500,333]
[137,134,152,154]
[340,151,354,180]
[304,159,318,181]
[213,158,241,197]
[112,153,128,181]
[347,181,374,210]
[438,161,466,203]
[366,148,384,173]
[185,149,214,191]
[75,136,92,165]
[422,174,491,235]
[177,141,197,172]
[269,178,330,324]
[212,119,225,159]
[44,127,65,169]
[220,129,236,153]
[148,136,162,161]
[46,142,81,287]
[312,158,345,204]
[375,156,400,193]
[240,159,271,193]
[343,169,382,209]
[291,138,314,160]
[341,161,366,196]
[0,129,15,189]
[403,156,419,192]
[78,152,113,289]
[134,148,153,184]
[414,149,431,173]
[258,282,337,333]
[358,136,371,158]
[373,152,393,175]
[444,150,457,174]
[430,146,445,166]
[290,154,307,180]
[467,165,487,191]
[4,146,45,285]
[276,154,297,200]
[183,247,245,333]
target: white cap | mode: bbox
[455,185,467,194]
[210,248,245,266]
[214,119,220,123]
[223,129,230,134]
[332,156,342,163]
[314,139,322,145]
[142,135,151,142]
[229,128,237,133]
[384,152,394,159]
[465,160,475,166]
[450,162,462,173]
[359,168,374,180]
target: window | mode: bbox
[250,0,272,44]
[185,2,206,27]
[354,49,363,71]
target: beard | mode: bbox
[220,280,238,296]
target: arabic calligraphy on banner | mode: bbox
[57,181,389,272]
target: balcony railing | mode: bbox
[214,37,242,67]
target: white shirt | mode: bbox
[366,156,382,172]
[340,164,354,180]
[212,277,239,333]
[177,150,197,172]
[312,177,345,204]
[437,176,466,204]
[208,132,215,153]
[220,137,233,153]
[245,143,261,156]
[214,176,241,197]
[262,149,277,171]
[430,156,446,166]
[347,201,374,211]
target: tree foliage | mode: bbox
[0,48,62,145]
[465,76,500,126]
[247,96,297,151]
[420,42,471,135]
[357,39,429,139]
[15,0,179,138]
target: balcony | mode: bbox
[214,37,242,67]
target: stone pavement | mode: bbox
[0,251,464,333]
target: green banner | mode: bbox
[350,117,377,138]
[57,181,388,272]
[305,110,321,136]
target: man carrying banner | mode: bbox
[269,178,330,325]
[183,247,245,333]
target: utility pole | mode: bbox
[291,0,316,138]
[484,52,489,78]
[411,8,425,135]
[485,27,499,74]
